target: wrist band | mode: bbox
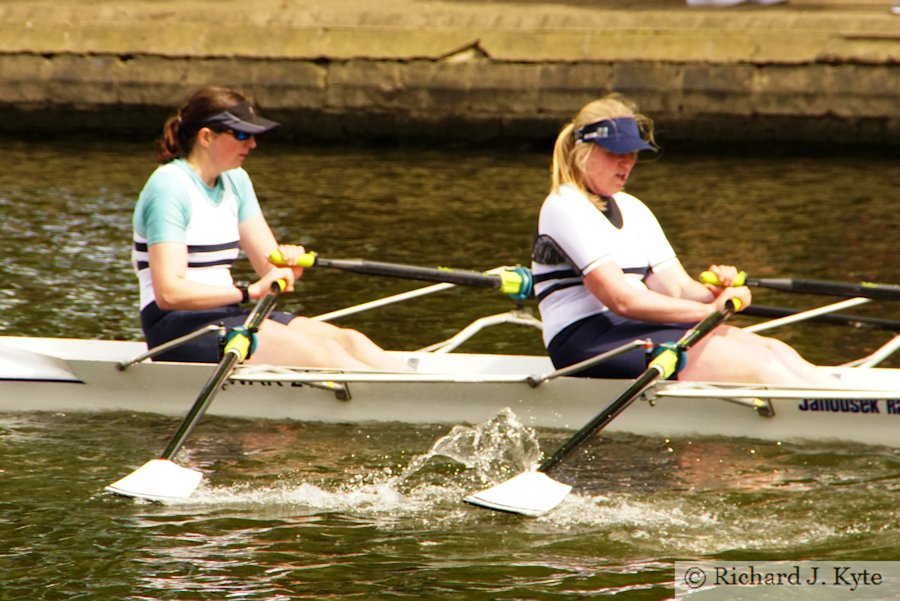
[236,284,250,304]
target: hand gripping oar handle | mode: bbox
[537,299,740,474]
[160,280,286,461]
[269,250,533,301]
[700,271,900,302]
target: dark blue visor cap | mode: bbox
[574,117,656,154]
[199,102,280,135]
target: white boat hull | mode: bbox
[1,336,898,448]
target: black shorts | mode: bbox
[140,302,295,363]
[547,312,691,379]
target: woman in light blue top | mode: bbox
[134,86,407,370]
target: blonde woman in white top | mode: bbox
[532,94,837,387]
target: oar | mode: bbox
[464,299,740,516]
[743,304,900,332]
[700,271,900,301]
[105,281,286,501]
[269,250,532,300]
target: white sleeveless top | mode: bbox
[133,163,241,310]
[532,184,679,344]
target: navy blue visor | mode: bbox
[197,102,280,135]
[574,117,656,154]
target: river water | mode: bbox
[0,138,898,599]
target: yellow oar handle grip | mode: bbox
[699,270,747,287]
[269,250,317,268]
[223,329,253,361]
[648,347,681,380]
[498,270,526,295]
[730,298,743,312]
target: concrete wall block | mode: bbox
[0,53,330,110]
[535,63,617,117]
[750,65,832,115]
[325,60,544,117]
[755,64,830,95]
[0,55,54,103]
[828,64,900,117]
[168,59,328,110]
[683,63,756,96]
[829,64,899,98]
[104,57,327,109]
[238,60,327,110]
[326,61,409,111]
[36,55,116,105]
[611,62,689,116]
[673,63,758,116]
[91,57,242,106]
[829,95,900,119]
[391,61,543,116]
[441,63,541,115]
[752,63,899,117]
[398,61,481,114]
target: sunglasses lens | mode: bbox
[233,131,252,141]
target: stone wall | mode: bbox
[0,1,897,147]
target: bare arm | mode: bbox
[645,262,717,302]
[583,261,749,323]
[238,213,304,298]
[149,242,246,310]
[149,213,302,309]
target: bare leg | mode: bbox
[285,317,411,371]
[679,325,839,387]
[248,318,410,371]
[760,336,840,387]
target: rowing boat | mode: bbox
[2,330,898,448]
[3,261,899,452]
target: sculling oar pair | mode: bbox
[464,299,742,516]
[700,271,900,302]
[269,250,533,301]
[273,251,899,304]
[105,281,286,501]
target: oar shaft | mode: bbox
[160,282,283,461]
[700,271,900,301]
[269,250,532,298]
[318,257,501,290]
[161,351,240,459]
[744,304,900,331]
[749,277,900,301]
[538,366,662,473]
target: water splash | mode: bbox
[141,412,866,558]
[394,407,543,487]
[181,408,543,514]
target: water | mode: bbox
[0,138,898,599]
[2,412,898,599]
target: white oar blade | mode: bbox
[105,458,203,502]
[464,471,572,517]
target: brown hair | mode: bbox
[154,86,251,163]
[549,94,656,198]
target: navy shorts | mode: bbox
[547,312,692,379]
[140,302,295,363]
